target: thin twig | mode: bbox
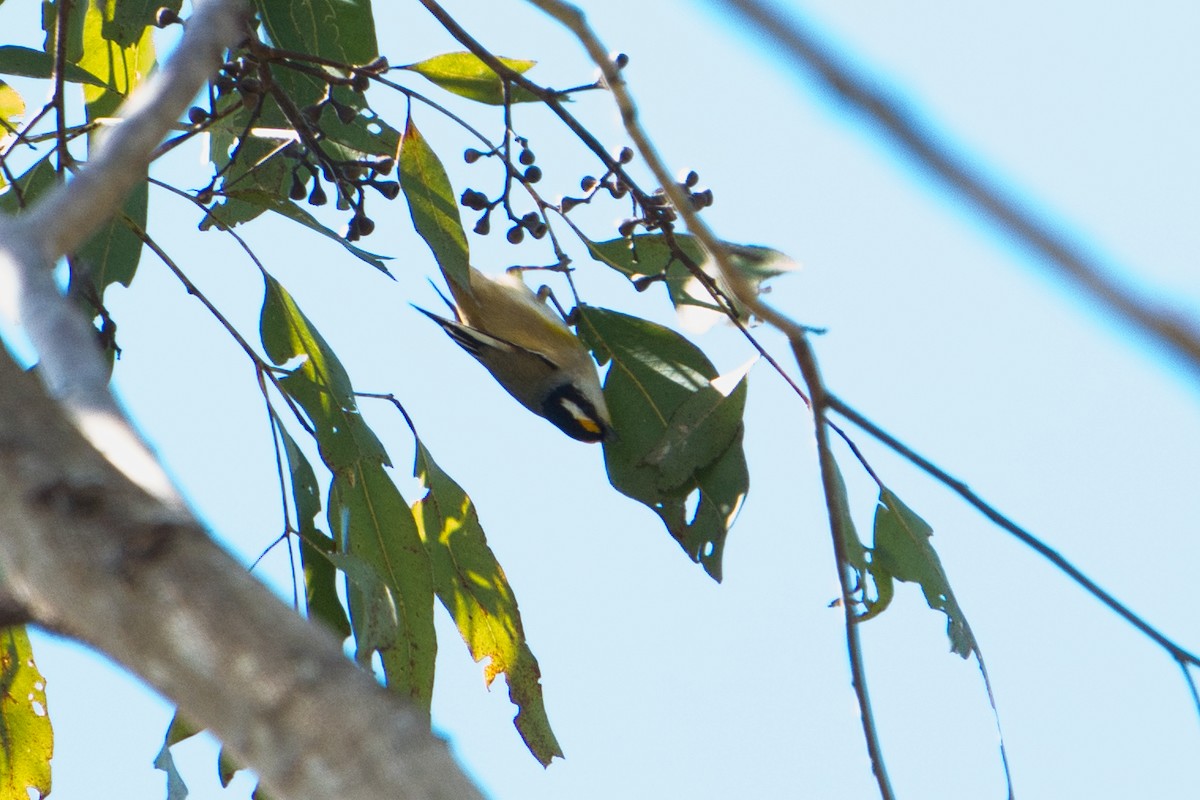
[51,0,73,173]
[827,392,1200,669]
[520,2,895,796]
[710,0,1200,378]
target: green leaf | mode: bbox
[278,423,351,637]
[586,234,797,332]
[871,488,975,657]
[868,488,1014,795]
[644,377,748,493]
[0,45,107,87]
[75,182,147,291]
[207,188,392,275]
[260,275,389,470]
[413,442,562,765]
[330,464,436,709]
[577,306,749,581]
[256,0,379,66]
[398,114,470,288]
[401,52,541,105]
[0,626,52,800]
[0,155,59,214]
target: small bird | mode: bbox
[415,267,613,442]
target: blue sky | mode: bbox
[9,1,1200,799]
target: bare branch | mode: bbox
[0,347,483,800]
[710,0,1200,377]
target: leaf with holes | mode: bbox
[0,626,52,800]
[871,488,974,657]
[577,306,748,581]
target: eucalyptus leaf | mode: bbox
[413,442,561,764]
[402,52,541,105]
[399,114,470,288]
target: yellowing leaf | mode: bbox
[402,52,540,105]
[413,443,561,765]
[0,627,52,800]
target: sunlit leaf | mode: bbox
[0,45,106,86]
[413,442,562,765]
[402,52,541,105]
[398,114,470,288]
[577,306,748,581]
[64,0,157,302]
[0,626,52,800]
[0,80,24,127]
[259,276,435,706]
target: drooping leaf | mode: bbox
[259,274,388,469]
[577,306,749,581]
[66,0,157,299]
[0,45,107,87]
[256,0,379,66]
[330,464,436,710]
[871,488,974,657]
[278,422,350,637]
[867,488,1013,795]
[206,188,392,275]
[412,442,561,765]
[259,275,436,706]
[0,626,52,800]
[401,52,541,105]
[398,114,470,288]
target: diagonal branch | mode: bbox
[0,2,486,797]
[522,2,895,797]
[710,0,1200,377]
[0,347,482,800]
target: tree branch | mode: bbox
[522,2,895,797]
[0,346,483,800]
[709,0,1200,378]
[0,1,485,796]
